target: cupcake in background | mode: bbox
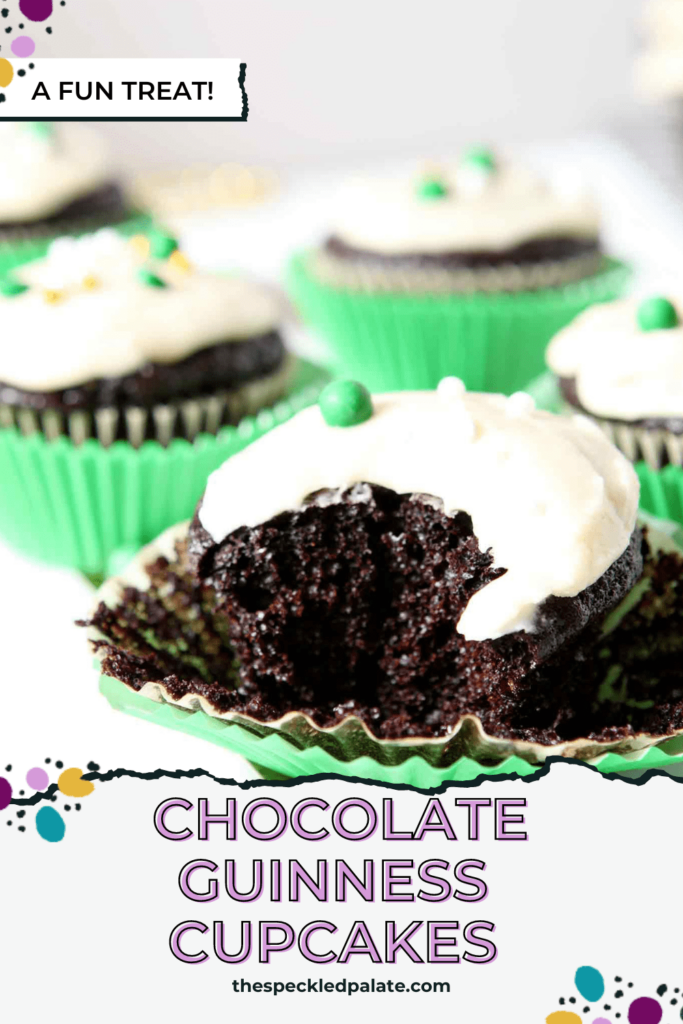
[288,147,629,394]
[545,292,683,523]
[0,227,327,573]
[0,122,148,274]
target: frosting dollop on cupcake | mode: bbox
[327,150,599,257]
[0,228,283,393]
[547,294,683,422]
[197,379,638,642]
[0,123,113,224]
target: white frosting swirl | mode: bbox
[546,297,683,421]
[0,123,112,222]
[329,159,600,255]
[199,384,638,643]
[0,230,282,391]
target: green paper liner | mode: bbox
[0,210,154,277]
[287,252,630,395]
[0,359,328,573]
[526,371,683,527]
[89,517,683,785]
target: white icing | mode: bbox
[199,384,639,643]
[546,297,683,420]
[0,123,112,222]
[329,159,600,255]
[0,230,283,391]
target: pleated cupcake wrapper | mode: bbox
[0,210,153,277]
[525,372,683,527]
[311,248,606,295]
[1,354,296,449]
[89,518,683,785]
[0,358,328,573]
[287,252,630,396]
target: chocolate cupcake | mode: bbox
[0,122,147,274]
[287,148,629,394]
[545,293,683,523]
[84,379,683,786]
[0,228,327,572]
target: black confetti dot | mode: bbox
[18,69,25,75]
[18,826,25,832]
[658,986,668,997]
[569,998,576,1004]
[559,999,565,1006]
[628,983,633,988]
[5,765,11,772]
[18,22,22,27]
[615,978,622,983]
[604,1007,611,1012]
[672,999,678,1006]
[45,758,51,764]
[583,1008,589,1014]
[615,991,624,999]
[0,94,6,102]
[64,805,71,812]
[16,811,25,819]
[55,761,63,769]
[75,803,81,811]
[45,26,51,32]
[29,62,34,68]
[4,27,11,33]
[6,819,11,825]
[0,8,7,16]
[87,762,100,771]
[19,790,24,796]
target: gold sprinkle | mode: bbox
[43,289,64,304]
[81,275,100,291]
[168,249,192,273]
[129,234,151,259]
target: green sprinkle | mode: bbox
[319,380,373,427]
[25,121,54,141]
[416,178,448,200]
[137,269,167,289]
[636,295,679,331]
[0,278,29,297]
[148,229,178,260]
[461,145,496,173]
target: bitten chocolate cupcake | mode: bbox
[288,148,629,394]
[84,379,683,787]
[0,228,327,572]
[0,122,146,274]
[545,293,683,523]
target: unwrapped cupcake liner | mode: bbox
[89,517,683,785]
[0,358,328,573]
[525,371,683,525]
[288,252,630,395]
[0,210,153,277]
[0,355,295,448]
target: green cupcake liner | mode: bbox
[287,252,630,395]
[0,211,154,277]
[99,674,683,785]
[525,371,683,527]
[0,359,328,574]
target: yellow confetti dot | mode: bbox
[129,234,151,259]
[545,1013,582,1024]
[168,249,193,273]
[43,289,64,304]
[58,768,95,798]
[81,275,100,290]
[0,59,14,89]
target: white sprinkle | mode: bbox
[506,391,536,417]
[437,376,466,402]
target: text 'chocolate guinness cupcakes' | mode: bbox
[83,379,683,786]
[0,122,148,274]
[0,228,328,572]
[546,292,683,523]
[288,149,629,394]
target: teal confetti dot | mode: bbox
[137,269,167,289]
[319,380,373,427]
[416,178,448,200]
[575,966,605,1002]
[35,806,65,843]
[637,295,679,331]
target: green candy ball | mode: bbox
[137,269,167,289]
[319,380,373,427]
[148,230,179,260]
[461,145,496,173]
[0,278,29,297]
[637,295,679,331]
[417,178,448,200]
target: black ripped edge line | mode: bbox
[7,755,683,805]
[0,63,249,123]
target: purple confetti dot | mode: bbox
[593,1019,612,1024]
[19,0,52,21]
[11,34,34,56]
[26,767,49,790]
[0,777,12,810]
[628,997,662,1024]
